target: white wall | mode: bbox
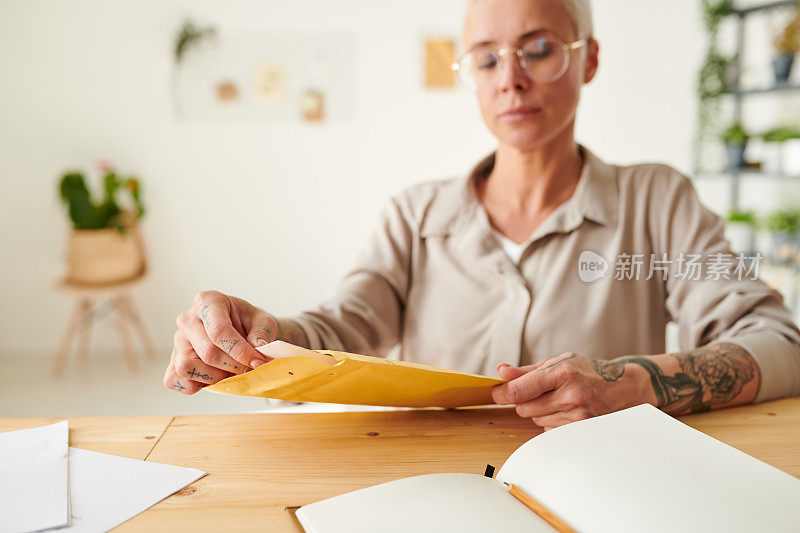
[0,0,796,359]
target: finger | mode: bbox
[492,365,563,405]
[173,342,231,385]
[163,358,203,395]
[513,390,562,418]
[243,311,279,348]
[195,295,271,368]
[530,409,591,429]
[177,320,247,374]
[496,362,545,380]
[174,328,245,374]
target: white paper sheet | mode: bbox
[0,421,70,533]
[296,473,555,533]
[497,404,800,533]
[60,447,206,532]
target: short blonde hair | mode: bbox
[468,0,594,40]
[559,0,594,39]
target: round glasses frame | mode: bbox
[451,36,591,90]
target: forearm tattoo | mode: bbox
[592,343,757,414]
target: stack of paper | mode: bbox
[0,421,70,532]
[0,421,206,532]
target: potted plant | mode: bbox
[693,1,733,173]
[762,125,800,143]
[765,208,800,265]
[720,122,750,171]
[725,210,757,254]
[58,162,146,284]
[772,5,800,84]
[762,125,800,174]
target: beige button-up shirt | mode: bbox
[293,145,800,402]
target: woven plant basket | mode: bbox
[66,224,145,284]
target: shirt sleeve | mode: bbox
[658,172,800,402]
[288,194,414,356]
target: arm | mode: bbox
[494,171,799,427]
[165,194,415,396]
[492,343,760,430]
[281,194,414,356]
[594,342,760,415]
[272,317,310,348]
[659,174,800,403]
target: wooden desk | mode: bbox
[2,398,799,531]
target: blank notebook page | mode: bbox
[295,472,555,533]
[496,404,800,533]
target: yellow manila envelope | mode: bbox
[206,341,504,408]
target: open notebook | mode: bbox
[296,404,800,533]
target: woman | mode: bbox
[165,0,800,429]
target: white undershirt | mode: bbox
[492,229,529,264]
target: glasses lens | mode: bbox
[457,48,497,89]
[455,36,571,90]
[520,36,568,82]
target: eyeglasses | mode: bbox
[451,35,590,90]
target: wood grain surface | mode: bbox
[2,398,798,531]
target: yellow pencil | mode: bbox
[504,482,577,533]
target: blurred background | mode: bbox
[1,0,799,417]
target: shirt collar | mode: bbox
[420,144,619,240]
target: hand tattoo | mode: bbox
[201,305,210,326]
[542,353,577,370]
[591,359,626,382]
[257,324,273,340]
[188,368,212,381]
[174,380,187,391]
[219,339,239,354]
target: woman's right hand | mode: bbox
[164,290,279,395]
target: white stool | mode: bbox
[53,275,157,375]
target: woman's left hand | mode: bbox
[491,352,652,430]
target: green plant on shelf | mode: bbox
[701,0,733,34]
[720,122,750,145]
[694,1,734,173]
[765,208,800,235]
[698,49,731,100]
[58,164,145,230]
[695,48,731,172]
[761,125,800,143]
[726,209,757,226]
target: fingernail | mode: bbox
[250,359,267,369]
[497,363,510,370]
[255,339,267,347]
